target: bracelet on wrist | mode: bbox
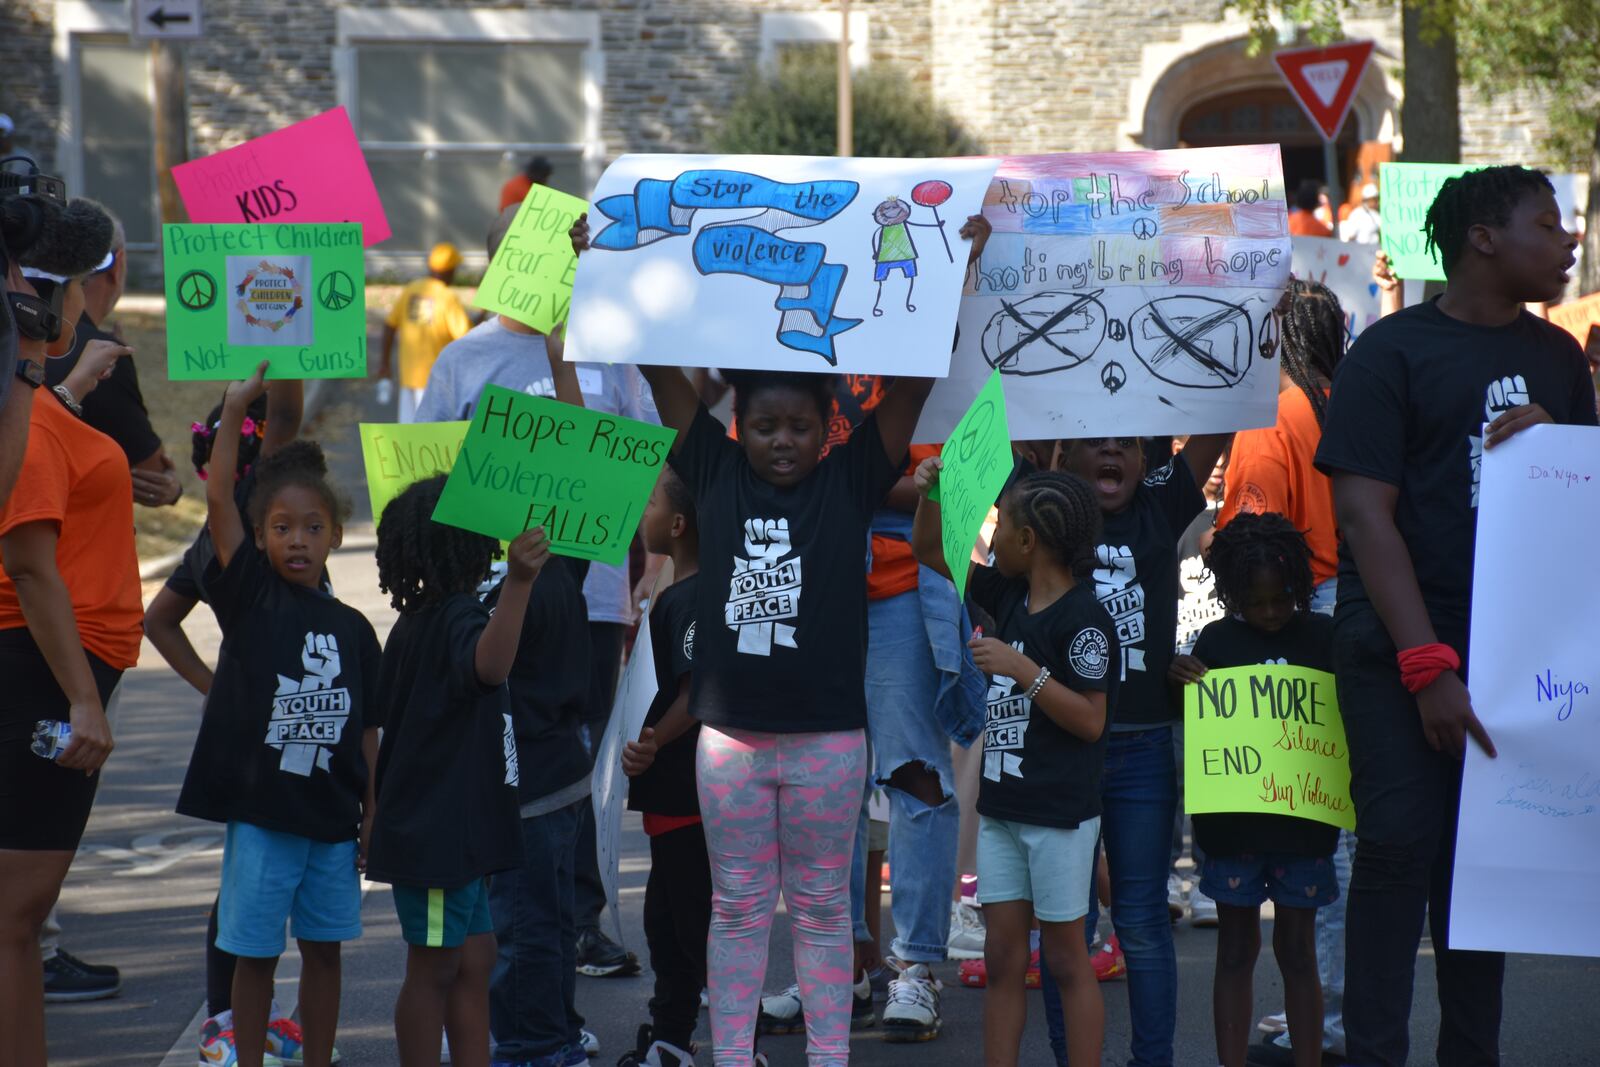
[51,384,84,418]
[1397,643,1460,695]
[1025,666,1052,700]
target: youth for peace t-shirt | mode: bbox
[482,555,592,813]
[672,404,901,734]
[968,568,1118,829]
[1093,454,1206,726]
[366,593,523,889]
[1189,613,1340,859]
[1315,300,1598,652]
[176,539,382,843]
[415,316,658,625]
[629,575,701,818]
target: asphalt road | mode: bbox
[40,379,1600,1066]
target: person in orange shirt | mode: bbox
[498,156,553,213]
[1287,180,1333,238]
[1213,278,1352,1067]
[377,244,471,423]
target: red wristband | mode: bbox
[1397,643,1461,695]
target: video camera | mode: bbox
[2,158,72,348]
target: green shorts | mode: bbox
[392,880,493,948]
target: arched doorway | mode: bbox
[1177,86,1359,201]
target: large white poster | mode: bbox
[1290,236,1382,343]
[566,153,998,375]
[1452,423,1600,958]
[916,147,1290,442]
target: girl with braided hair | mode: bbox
[1218,278,1346,613]
[368,474,553,1067]
[911,459,1116,1067]
[1167,512,1337,1067]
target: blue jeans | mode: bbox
[1041,726,1178,1067]
[490,800,584,1062]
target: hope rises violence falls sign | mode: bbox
[1183,665,1354,831]
[432,385,676,566]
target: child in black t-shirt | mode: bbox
[369,475,551,1067]
[617,466,705,1067]
[1167,514,1337,1067]
[177,363,380,1067]
[1314,166,1594,1064]
[911,460,1116,1067]
[569,211,986,1066]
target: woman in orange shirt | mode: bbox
[0,264,142,1067]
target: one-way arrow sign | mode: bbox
[1272,40,1375,141]
[131,0,203,40]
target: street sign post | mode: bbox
[131,0,202,40]
[1272,40,1376,214]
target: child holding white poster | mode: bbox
[1167,514,1337,1067]
[1314,165,1594,1065]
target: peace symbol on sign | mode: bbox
[318,271,355,312]
[176,270,217,311]
[1132,217,1158,241]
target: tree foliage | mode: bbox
[711,47,980,158]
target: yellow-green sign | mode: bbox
[163,222,367,380]
[358,421,468,528]
[431,384,676,565]
[475,184,590,333]
[1379,162,1474,281]
[1183,664,1354,830]
[931,368,1011,601]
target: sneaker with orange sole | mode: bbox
[956,948,1040,990]
[1092,935,1125,982]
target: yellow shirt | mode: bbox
[386,278,471,390]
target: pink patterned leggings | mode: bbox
[696,725,867,1066]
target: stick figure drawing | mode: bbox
[870,188,955,317]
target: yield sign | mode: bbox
[1272,40,1375,141]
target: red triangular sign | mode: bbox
[1273,40,1375,140]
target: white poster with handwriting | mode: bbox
[566,153,998,375]
[1452,423,1600,958]
[916,147,1291,442]
[1290,236,1382,343]
[591,610,656,949]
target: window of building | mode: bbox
[759,11,870,72]
[337,8,601,257]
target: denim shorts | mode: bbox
[978,814,1101,922]
[393,880,493,948]
[1200,852,1340,910]
[217,821,362,957]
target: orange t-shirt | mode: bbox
[0,390,143,668]
[1288,210,1333,238]
[500,175,534,212]
[1216,387,1339,586]
[867,444,942,601]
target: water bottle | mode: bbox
[375,378,395,406]
[31,720,72,761]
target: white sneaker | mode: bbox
[1257,1010,1288,1034]
[580,1028,599,1057]
[946,901,985,960]
[880,962,942,1043]
[758,973,876,1034]
[1189,885,1219,927]
[440,1031,450,1063]
[1167,873,1186,921]
[643,1039,694,1067]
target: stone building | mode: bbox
[0,0,1562,269]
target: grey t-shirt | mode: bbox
[416,317,659,624]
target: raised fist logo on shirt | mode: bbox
[266,631,353,777]
[1469,376,1530,507]
[983,640,1029,783]
[725,517,803,657]
[1093,544,1147,676]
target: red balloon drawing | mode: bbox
[911,180,953,207]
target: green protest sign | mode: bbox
[163,223,367,380]
[432,385,676,565]
[1380,162,1473,281]
[359,421,468,528]
[475,184,590,333]
[932,369,1011,601]
[1184,664,1354,831]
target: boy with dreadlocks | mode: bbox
[1314,165,1592,1064]
[1168,514,1336,1067]
[912,461,1117,1067]
[368,476,552,1067]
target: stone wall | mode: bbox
[0,1,60,173]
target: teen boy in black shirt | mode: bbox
[1315,166,1593,1066]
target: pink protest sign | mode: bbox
[172,107,390,246]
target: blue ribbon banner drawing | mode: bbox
[592,170,862,364]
